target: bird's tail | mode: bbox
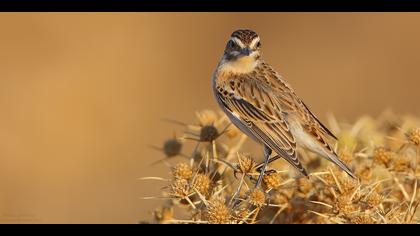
[326,152,357,179]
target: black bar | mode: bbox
[1,0,420,12]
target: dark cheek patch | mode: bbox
[225,51,236,60]
[227,51,242,61]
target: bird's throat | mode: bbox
[220,56,258,74]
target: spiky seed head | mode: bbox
[163,138,182,157]
[153,109,420,224]
[323,169,342,186]
[205,198,232,224]
[172,163,193,180]
[357,165,373,182]
[169,179,191,199]
[236,153,257,174]
[200,125,219,142]
[323,173,335,186]
[407,128,420,146]
[351,214,374,224]
[193,174,211,196]
[263,172,282,190]
[392,155,411,172]
[340,177,358,194]
[365,191,383,208]
[248,189,266,208]
[338,150,354,165]
[333,195,357,215]
[373,147,392,167]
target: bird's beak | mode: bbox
[241,48,253,56]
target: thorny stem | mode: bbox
[250,207,261,224]
[229,173,245,207]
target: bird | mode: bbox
[212,29,356,187]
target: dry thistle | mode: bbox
[248,189,266,208]
[163,138,183,157]
[365,191,383,208]
[323,168,343,186]
[200,125,219,142]
[172,163,193,180]
[145,109,420,224]
[340,177,358,194]
[373,147,392,167]
[338,150,354,165]
[333,195,357,216]
[263,172,282,191]
[356,164,373,182]
[205,198,232,224]
[350,214,374,224]
[192,174,212,196]
[183,109,230,144]
[407,128,420,146]
[236,153,257,175]
[391,155,412,172]
[169,179,191,200]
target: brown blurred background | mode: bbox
[0,13,419,223]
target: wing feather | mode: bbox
[215,80,308,176]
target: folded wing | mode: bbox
[215,78,308,176]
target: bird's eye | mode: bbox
[228,40,240,51]
[256,41,261,48]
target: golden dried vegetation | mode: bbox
[143,110,420,224]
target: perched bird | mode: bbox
[212,29,356,186]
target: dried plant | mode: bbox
[142,110,420,224]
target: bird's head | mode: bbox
[220,29,262,74]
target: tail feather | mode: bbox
[326,153,357,179]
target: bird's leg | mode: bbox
[255,146,272,188]
[256,154,281,172]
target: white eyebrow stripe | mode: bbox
[231,37,246,48]
[250,37,260,48]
